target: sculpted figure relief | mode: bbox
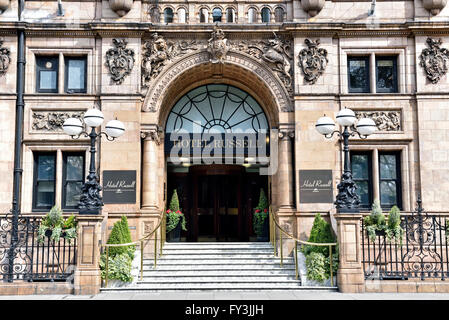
[142,33,198,87]
[231,33,293,94]
[419,37,449,84]
[207,26,229,64]
[355,111,401,132]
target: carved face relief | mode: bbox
[0,40,10,77]
[419,37,449,84]
[298,39,328,85]
[105,39,135,85]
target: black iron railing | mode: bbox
[362,200,449,281]
[0,215,77,282]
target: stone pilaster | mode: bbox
[73,215,103,295]
[335,213,365,293]
[141,125,161,211]
[277,124,295,212]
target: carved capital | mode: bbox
[105,39,135,85]
[278,125,295,140]
[141,125,161,145]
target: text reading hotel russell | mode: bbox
[0,0,449,295]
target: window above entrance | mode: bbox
[166,84,269,134]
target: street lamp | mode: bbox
[315,108,376,213]
[62,108,125,214]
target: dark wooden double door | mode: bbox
[167,165,267,242]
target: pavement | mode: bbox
[0,291,449,300]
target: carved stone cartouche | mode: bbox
[105,39,135,85]
[419,37,449,84]
[109,0,133,17]
[32,111,84,131]
[0,39,11,76]
[298,39,328,84]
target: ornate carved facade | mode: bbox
[0,39,10,77]
[105,39,135,85]
[32,111,84,132]
[419,37,449,84]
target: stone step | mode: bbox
[161,249,276,254]
[141,270,297,276]
[162,243,273,249]
[141,264,295,271]
[101,286,337,292]
[153,254,283,259]
[144,259,294,266]
[138,276,299,282]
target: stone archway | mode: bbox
[140,51,295,215]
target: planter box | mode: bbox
[256,217,269,242]
[166,220,182,242]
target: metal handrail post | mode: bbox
[329,245,333,286]
[105,246,109,287]
[140,240,144,281]
[154,229,158,268]
[294,240,298,280]
[280,231,283,267]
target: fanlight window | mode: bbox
[164,8,174,23]
[261,7,270,23]
[166,84,269,134]
[248,8,257,23]
[226,8,235,23]
[178,8,186,23]
[213,8,222,22]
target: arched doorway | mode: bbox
[165,84,270,242]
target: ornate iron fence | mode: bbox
[362,199,449,280]
[0,214,77,282]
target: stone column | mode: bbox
[277,124,295,210]
[141,125,161,211]
[335,213,365,293]
[73,215,103,295]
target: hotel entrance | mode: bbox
[167,164,268,242]
[164,83,271,242]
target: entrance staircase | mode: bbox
[101,242,337,292]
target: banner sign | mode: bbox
[299,170,333,203]
[103,170,136,204]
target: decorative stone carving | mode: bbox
[419,37,449,84]
[0,0,9,14]
[298,39,328,84]
[335,171,360,211]
[422,0,447,15]
[301,0,325,17]
[143,51,292,113]
[355,111,401,132]
[0,39,10,77]
[230,33,293,95]
[109,0,133,17]
[32,111,84,132]
[140,126,162,145]
[207,26,229,64]
[142,33,198,87]
[105,39,135,85]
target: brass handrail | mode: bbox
[101,210,166,287]
[269,206,338,286]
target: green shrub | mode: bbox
[37,206,77,244]
[99,253,133,282]
[119,215,135,259]
[306,252,327,282]
[303,213,336,257]
[107,216,135,258]
[385,205,404,244]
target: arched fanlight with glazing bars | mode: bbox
[165,84,269,134]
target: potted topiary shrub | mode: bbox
[253,188,269,242]
[166,189,187,242]
[300,213,338,286]
[37,206,77,243]
[364,200,404,243]
[99,215,137,287]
